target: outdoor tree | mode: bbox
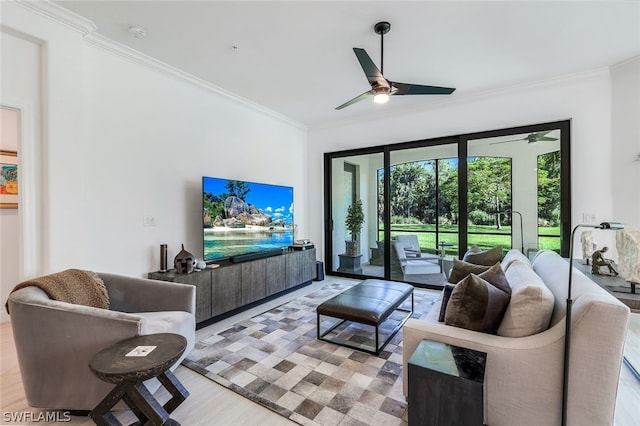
[537,151,561,226]
[467,157,512,229]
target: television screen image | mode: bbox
[202,177,294,262]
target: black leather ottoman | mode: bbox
[316,279,414,355]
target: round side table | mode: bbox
[89,333,189,426]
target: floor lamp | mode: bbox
[500,210,524,253]
[563,221,624,426]
[511,210,524,254]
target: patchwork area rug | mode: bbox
[183,281,439,426]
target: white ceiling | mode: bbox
[55,1,640,128]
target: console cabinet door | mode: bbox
[301,249,316,282]
[211,264,242,316]
[242,259,266,305]
[285,248,315,288]
[265,256,286,296]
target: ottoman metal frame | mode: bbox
[316,279,414,355]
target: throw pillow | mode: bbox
[438,283,456,322]
[448,259,491,284]
[497,260,554,337]
[439,262,511,322]
[444,273,510,333]
[478,262,512,295]
[463,245,504,266]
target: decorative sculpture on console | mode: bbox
[580,231,597,265]
[591,246,619,276]
[174,244,197,274]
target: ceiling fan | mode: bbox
[335,21,456,110]
[490,131,559,145]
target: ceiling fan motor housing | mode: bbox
[374,21,391,35]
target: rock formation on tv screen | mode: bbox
[219,196,274,227]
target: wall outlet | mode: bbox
[582,213,596,223]
[143,215,156,227]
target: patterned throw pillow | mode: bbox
[478,262,512,295]
[463,245,504,266]
[439,262,511,322]
[448,259,492,284]
[444,273,511,333]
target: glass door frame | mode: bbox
[324,119,571,286]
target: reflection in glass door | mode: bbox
[389,143,458,286]
[466,128,562,258]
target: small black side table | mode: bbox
[89,333,190,426]
[408,339,486,426]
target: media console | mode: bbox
[149,248,316,326]
[229,248,284,263]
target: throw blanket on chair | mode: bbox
[6,269,109,313]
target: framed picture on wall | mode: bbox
[0,150,18,208]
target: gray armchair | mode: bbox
[6,272,196,411]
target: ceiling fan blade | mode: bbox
[335,90,373,110]
[489,138,526,145]
[391,81,456,96]
[353,48,388,88]
[536,136,559,142]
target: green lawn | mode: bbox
[378,224,560,256]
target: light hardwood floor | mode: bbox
[1,278,639,426]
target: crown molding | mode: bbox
[12,0,97,35]
[84,32,307,131]
[11,0,306,131]
[610,54,640,70]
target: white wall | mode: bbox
[0,29,42,323]
[610,56,640,228]
[80,45,307,274]
[308,70,618,260]
[0,1,309,301]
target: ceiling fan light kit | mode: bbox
[373,87,390,104]
[336,21,455,110]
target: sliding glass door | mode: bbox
[327,151,385,278]
[388,142,458,286]
[464,125,567,258]
[324,120,570,288]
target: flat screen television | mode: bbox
[202,176,294,262]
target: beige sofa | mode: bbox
[402,249,630,426]
[7,272,196,411]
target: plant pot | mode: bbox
[345,240,360,256]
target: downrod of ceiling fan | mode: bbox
[374,21,390,75]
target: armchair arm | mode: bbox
[99,273,195,314]
[7,287,148,409]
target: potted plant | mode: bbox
[345,199,365,256]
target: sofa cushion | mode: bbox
[444,273,510,333]
[498,260,555,337]
[501,249,531,271]
[448,259,491,284]
[463,245,504,266]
